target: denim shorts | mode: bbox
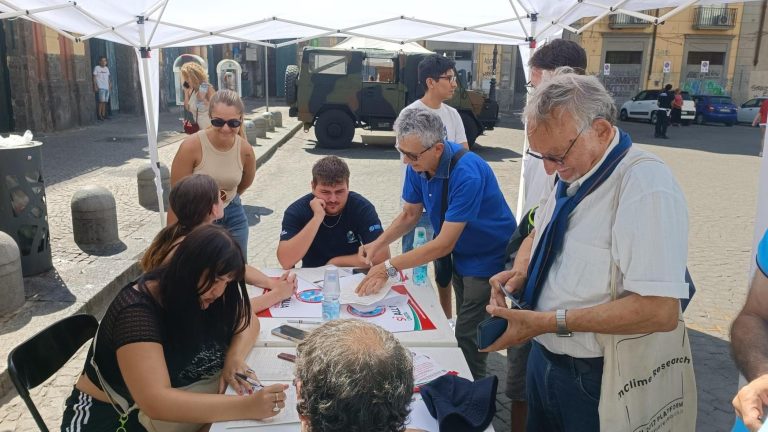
[97,88,110,103]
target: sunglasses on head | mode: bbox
[210,118,242,128]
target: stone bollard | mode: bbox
[262,112,275,132]
[252,117,268,138]
[0,231,25,315]
[271,111,283,128]
[137,163,170,211]
[243,120,259,146]
[71,186,120,248]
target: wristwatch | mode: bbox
[383,260,401,282]
[556,309,572,337]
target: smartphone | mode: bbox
[278,352,297,363]
[271,325,308,343]
[352,267,369,275]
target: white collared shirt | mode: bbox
[532,127,690,358]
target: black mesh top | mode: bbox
[83,284,230,405]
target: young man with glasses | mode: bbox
[357,108,516,380]
[398,54,469,323]
[277,156,389,269]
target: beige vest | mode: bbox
[193,130,243,207]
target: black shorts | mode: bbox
[60,387,143,432]
[434,254,453,288]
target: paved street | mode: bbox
[0,109,764,431]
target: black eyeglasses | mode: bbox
[219,189,227,202]
[436,75,457,84]
[210,118,242,128]
[396,144,434,162]
[526,124,589,166]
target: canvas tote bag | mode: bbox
[90,328,220,432]
[595,156,697,432]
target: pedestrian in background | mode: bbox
[181,62,216,131]
[655,83,673,138]
[671,88,683,127]
[92,56,111,121]
[752,98,768,157]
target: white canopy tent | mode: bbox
[333,37,433,53]
[0,0,763,252]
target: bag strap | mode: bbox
[89,327,138,430]
[439,148,468,227]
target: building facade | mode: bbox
[566,4,746,105]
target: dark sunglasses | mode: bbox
[210,118,242,128]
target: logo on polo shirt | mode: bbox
[346,231,356,244]
[369,224,382,232]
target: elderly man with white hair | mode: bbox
[481,70,691,431]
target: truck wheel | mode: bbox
[285,65,299,105]
[315,109,354,149]
[460,112,479,149]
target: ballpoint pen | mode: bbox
[234,372,263,390]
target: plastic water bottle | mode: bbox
[412,227,428,286]
[322,268,341,321]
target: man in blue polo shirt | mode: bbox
[732,228,768,431]
[357,108,516,378]
[277,156,389,269]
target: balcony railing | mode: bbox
[693,7,737,29]
[609,11,653,29]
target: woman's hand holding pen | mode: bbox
[221,359,262,395]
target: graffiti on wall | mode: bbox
[682,79,727,95]
[601,72,641,102]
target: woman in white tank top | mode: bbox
[169,90,257,258]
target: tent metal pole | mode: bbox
[0,3,72,19]
[138,19,166,227]
[265,45,270,112]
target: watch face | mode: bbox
[387,266,398,278]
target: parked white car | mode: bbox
[737,97,768,124]
[619,89,696,125]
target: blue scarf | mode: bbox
[520,130,633,310]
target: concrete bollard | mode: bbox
[271,111,283,128]
[243,120,259,146]
[0,231,25,315]
[262,112,275,132]
[252,117,268,138]
[137,163,170,211]
[71,186,120,248]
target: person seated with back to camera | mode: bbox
[277,155,389,269]
[295,319,428,432]
[61,225,289,432]
[142,173,296,312]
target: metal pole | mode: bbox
[489,44,498,100]
[264,45,270,112]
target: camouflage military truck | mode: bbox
[285,47,499,149]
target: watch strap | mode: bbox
[556,309,572,337]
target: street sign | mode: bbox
[603,63,611,76]
[701,61,710,73]
[663,60,671,73]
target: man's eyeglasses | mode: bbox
[219,189,228,202]
[211,118,242,128]
[526,124,589,166]
[436,75,457,84]
[396,144,434,162]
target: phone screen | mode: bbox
[272,325,307,341]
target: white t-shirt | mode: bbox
[93,65,110,90]
[522,152,554,215]
[532,128,689,358]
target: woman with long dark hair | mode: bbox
[61,225,288,431]
[142,173,296,313]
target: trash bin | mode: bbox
[0,142,52,276]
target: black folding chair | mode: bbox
[7,314,98,432]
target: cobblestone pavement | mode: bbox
[0,111,764,431]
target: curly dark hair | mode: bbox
[296,320,414,432]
